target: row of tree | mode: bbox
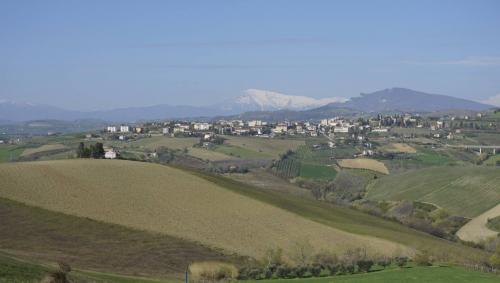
[76,142,105,158]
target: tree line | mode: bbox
[76,142,105,158]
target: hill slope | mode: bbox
[0,159,406,259]
[366,166,500,218]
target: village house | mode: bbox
[104,148,117,159]
[120,125,130,133]
[107,126,117,133]
[273,123,288,134]
[193,122,211,131]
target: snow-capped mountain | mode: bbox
[221,89,346,112]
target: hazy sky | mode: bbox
[1,0,500,110]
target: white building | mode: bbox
[372,127,389,133]
[107,126,117,133]
[273,123,288,133]
[333,126,350,133]
[162,127,170,135]
[105,149,117,159]
[248,120,262,127]
[193,122,211,131]
[120,125,130,133]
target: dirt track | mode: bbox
[456,203,500,242]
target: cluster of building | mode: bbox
[102,112,495,143]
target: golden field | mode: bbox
[0,159,407,260]
[338,158,390,174]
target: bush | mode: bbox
[414,250,433,266]
[357,259,374,273]
[394,256,408,268]
[189,261,239,282]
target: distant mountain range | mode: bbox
[0,88,494,122]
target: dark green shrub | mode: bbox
[357,259,374,273]
[394,256,408,268]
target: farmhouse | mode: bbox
[104,149,117,159]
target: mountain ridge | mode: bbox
[1,88,494,122]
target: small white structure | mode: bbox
[333,126,350,133]
[248,120,262,127]
[162,127,170,135]
[273,123,288,133]
[193,123,211,131]
[107,126,117,133]
[120,125,130,133]
[372,127,389,133]
[105,149,117,159]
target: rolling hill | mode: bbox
[366,166,500,218]
[0,159,408,260]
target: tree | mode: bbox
[90,142,105,159]
[490,244,500,268]
[357,259,374,273]
[76,142,85,158]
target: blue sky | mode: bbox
[1,0,500,110]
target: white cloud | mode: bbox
[402,56,500,67]
[481,94,500,107]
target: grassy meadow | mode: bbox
[241,266,500,283]
[366,166,500,218]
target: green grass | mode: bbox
[0,145,24,162]
[486,215,500,232]
[187,168,490,263]
[366,166,500,218]
[483,154,500,166]
[300,163,337,180]
[240,266,500,283]
[0,253,48,282]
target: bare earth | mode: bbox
[456,203,500,242]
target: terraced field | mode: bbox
[366,166,500,218]
[0,160,407,260]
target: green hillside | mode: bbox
[366,166,500,218]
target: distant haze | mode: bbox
[1,1,500,110]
